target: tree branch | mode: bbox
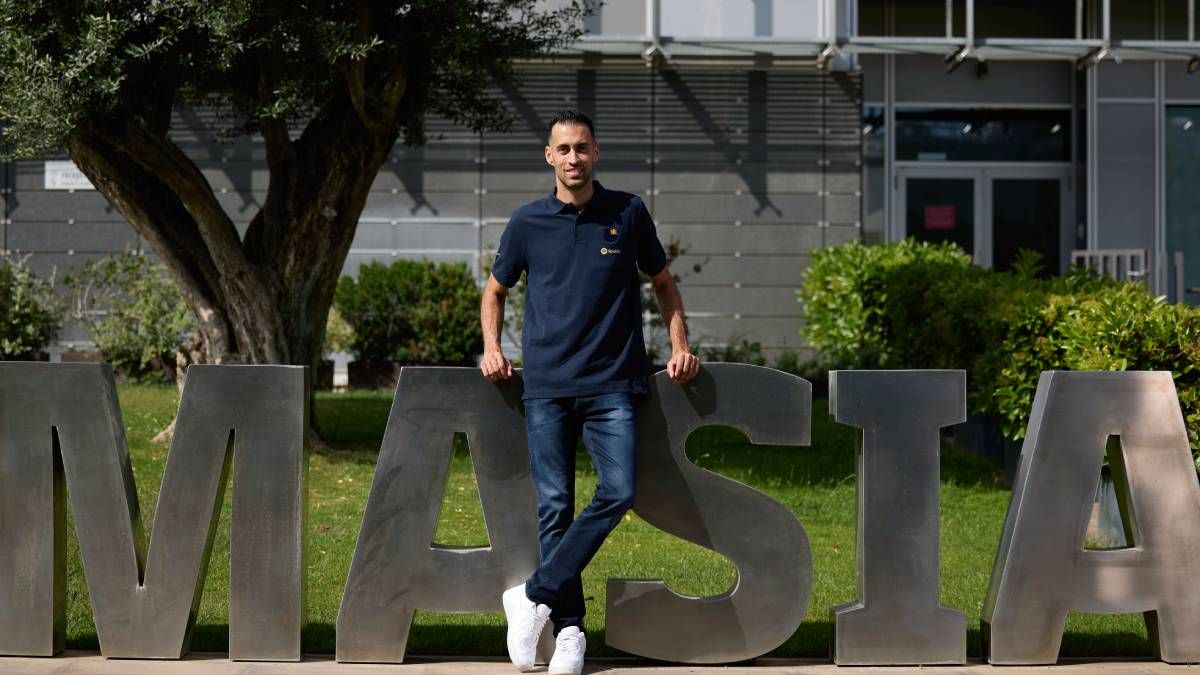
[257,53,297,176]
[340,0,407,134]
[81,116,290,363]
[65,130,237,360]
[247,56,300,266]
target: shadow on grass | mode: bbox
[314,390,394,453]
[67,620,1157,661]
[940,444,1008,489]
[768,619,833,657]
[685,424,1004,490]
[314,391,1006,489]
[1059,630,1152,657]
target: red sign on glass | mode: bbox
[924,205,956,231]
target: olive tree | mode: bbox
[0,0,585,432]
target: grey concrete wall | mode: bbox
[893,58,1073,105]
[1093,98,1156,251]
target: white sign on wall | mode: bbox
[43,160,95,191]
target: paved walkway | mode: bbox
[0,654,1196,674]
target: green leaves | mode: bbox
[62,249,194,379]
[0,0,592,157]
[333,259,482,365]
[798,238,974,370]
[800,240,1200,461]
[0,254,62,358]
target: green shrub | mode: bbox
[323,305,355,355]
[334,259,482,365]
[772,349,838,385]
[63,250,193,380]
[0,254,61,358]
[800,240,1200,461]
[1056,285,1200,452]
[701,338,766,366]
[773,348,804,375]
[799,239,975,369]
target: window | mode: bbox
[896,108,1070,162]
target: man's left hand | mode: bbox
[666,350,700,383]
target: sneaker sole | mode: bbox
[502,586,537,672]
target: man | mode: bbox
[480,110,700,675]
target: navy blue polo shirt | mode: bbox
[491,182,668,400]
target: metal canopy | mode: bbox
[556,0,1200,70]
[1113,40,1200,61]
[568,35,828,61]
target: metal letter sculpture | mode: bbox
[829,370,967,665]
[337,368,550,663]
[982,371,1200,664]
[606,364,813,663]
[0,363,306,660]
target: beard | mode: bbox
[560,166,590,187]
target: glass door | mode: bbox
[896,168,984,265]
[895,166,1073,273]
[983,168,1073,275]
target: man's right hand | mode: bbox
[480,350,514,382]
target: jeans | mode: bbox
[523,393,638,635]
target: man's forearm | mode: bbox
[481,291,506,353]
[655,283,690,354]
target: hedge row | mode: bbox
[799,239,1200,461]
[3,253,485,374]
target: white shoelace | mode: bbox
[556,631,583,656]
[517,601,550,645]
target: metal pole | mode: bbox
[1076,0,1084,40]
[643,0,661,62]
[1189,0,1195,42]
[966,0,974,43]
[946,0,953,38]
[1176,251,1185,304]
[646,0,659,42]
[828,0,836,44]
[1103,0,1110,43]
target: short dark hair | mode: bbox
[547,110,596,142]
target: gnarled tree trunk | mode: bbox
[65,83,402,441]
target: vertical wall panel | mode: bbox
[1094,103,1156,250]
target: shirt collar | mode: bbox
[546,181,606,215]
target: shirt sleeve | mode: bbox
[635,199,668,277]
[491,217,527,288]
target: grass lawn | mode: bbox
[59,384,1150,658]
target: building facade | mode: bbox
[2,0,1197,358]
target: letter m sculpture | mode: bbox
[0,364,306,661]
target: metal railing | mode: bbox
[1071,249,1189,303]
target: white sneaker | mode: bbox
[502,584,551,671]
[548,626,586,675]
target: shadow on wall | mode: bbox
[176,107,262,217]
[658,68,781,217]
